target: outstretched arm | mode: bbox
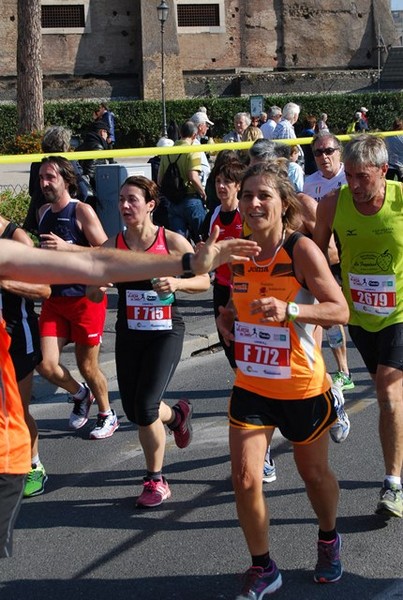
[0,227,260,286]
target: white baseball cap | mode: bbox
[190,111,214,126]
[156,137,174,147]
[360,107,368,113]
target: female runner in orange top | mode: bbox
[217,160,349,598]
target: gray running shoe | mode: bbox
[69,383,94,430]
[375,484,403,518]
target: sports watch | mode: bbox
[286,302,299,322]
[181,252,194,277]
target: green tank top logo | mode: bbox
[351,249,393,273]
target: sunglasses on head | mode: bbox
[313,147,339,157]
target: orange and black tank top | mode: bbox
[232,232,329,400]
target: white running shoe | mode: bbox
[89,410,119,439]
[329,386,350,443]
[69,383,95,430]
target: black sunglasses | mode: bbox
[313,147,339,157]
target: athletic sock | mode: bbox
[146,470,162,482]
[252,550,271,569]
[73,383,87,400]
[31,455,41,469]
[98,409,112,417]
[167,406,181,430]
[318,528,337,542]
[384,475,402,489]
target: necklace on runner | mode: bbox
[251,229,286,268]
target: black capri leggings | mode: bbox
[115,325,185,426]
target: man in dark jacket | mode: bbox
[78,122,109,202]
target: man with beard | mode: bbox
[37,156,119,443]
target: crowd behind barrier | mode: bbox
[1,131,403,166]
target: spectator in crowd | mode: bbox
[260,106,282,140]
[273,103,304,169]
[248,139,304,193]
[272,103,300,140]
[149,137,175,229]
[385,117,403,182]
[77,121,110,208]
[251,115,261,127]
[301,115,318,175]
[94,102,116,149]
[357,110,369,132]
[274,143,304,193]
[190,110,214,145]
[24,126,89,234]
[167,120,180,142]
[316,113,329,133]
[303,132,346,200]
[359,107,369,128]
[158,121,206,243]
[248,139,276,164]
[242,125,263,143]
[259,112,268,126]
[347,112,367,134]
[223,112,251,143]
[190,111,213,187]
[301,115,317,137]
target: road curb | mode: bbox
[32,329,220,403]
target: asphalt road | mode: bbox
[1,341,402,600]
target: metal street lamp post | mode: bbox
[157,1,169,138]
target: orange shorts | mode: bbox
[39,296,107,346]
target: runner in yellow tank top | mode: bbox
[216,160,349,597]
[314,134,403,521]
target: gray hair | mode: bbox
[311,131,341,150]
[234,112,251,127]
[180,120,198,138]
[268,106,282,119]
[41,126,72,153]
[282,102,300,121]
[343,134,388,168]
[249,139,276,162]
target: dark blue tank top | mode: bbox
[39,201,89,296]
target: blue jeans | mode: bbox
[168,196,206,243]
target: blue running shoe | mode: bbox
[236,560,282,599]
[314,533,343,583]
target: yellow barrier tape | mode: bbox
[0,131,402,165]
